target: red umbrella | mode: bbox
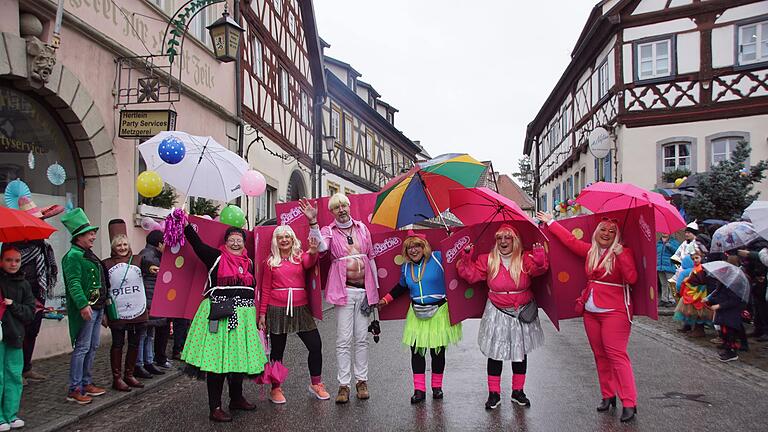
[0,206,57,243]
[575,182,685,234]
[449,187,537,227]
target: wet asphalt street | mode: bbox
[71,309,768,432]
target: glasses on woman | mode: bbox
[601,217,619,224]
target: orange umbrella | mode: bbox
[0,206,57,243]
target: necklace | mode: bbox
[410,256,430,283]
[339,226,355,245]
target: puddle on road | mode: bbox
[651,391,713,407]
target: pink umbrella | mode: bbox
[449,187,537,227]
[253,331,289,386]
[575,182,685,234]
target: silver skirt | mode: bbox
[477,300,545,361]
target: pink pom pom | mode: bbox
[163,208,187,249]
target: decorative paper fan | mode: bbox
[47,163,66,186]
[4,179,32,209]
[28,151,35,169]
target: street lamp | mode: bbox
[207,5,244,63]
[317,134,336,197]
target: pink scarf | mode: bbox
[216,245,255,287]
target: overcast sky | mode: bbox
[314,0,598,177]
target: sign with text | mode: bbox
[118,109,176,138]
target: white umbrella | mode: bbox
[702,261,751,303]
[138,131,247,202]
[743,200,768,240]
[710,221,761,253]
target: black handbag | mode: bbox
[517,299,539,323]
[208,297,235,321]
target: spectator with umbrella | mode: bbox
[704,260,752,362]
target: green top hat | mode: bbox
[61,208,99,238]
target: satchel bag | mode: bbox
[517,299,539,323]
[412,303,440,320]
[208,296,235,321]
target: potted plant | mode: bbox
[662,168,692,184]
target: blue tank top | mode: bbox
[399,251,446,305]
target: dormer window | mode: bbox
[386,111,394,124]
[368,94,375,108]
[347,76,355,90]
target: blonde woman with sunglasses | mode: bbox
[537,212,638,423]
[457,224,548,411]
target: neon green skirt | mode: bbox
[181,298,267,375]
[402,302,463,350]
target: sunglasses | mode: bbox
[601,217,619,224]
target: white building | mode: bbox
[524,0,768,213]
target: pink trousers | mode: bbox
[583,310,637,407]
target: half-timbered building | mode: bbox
[523,0,768,214]
[240,0,325,222]
[319,51,422,195]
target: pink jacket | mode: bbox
[313,220,379,306]
[259,252,318,317]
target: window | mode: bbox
[365,132,375,162]
[386,111,394,124]
[327,181,339,197]
[636,39,671,80]
[347,75,355,90]
[288,13,296,35]
[662,142,691,172]
[595,152,612,182]
[540,193,548,212]
[711,137,740,164]
[559,105,570,141]
[280,68,289,105]
[344,116,353,149]
[368,94,375,108]
[274,0,282,16]
[574,171,580,195]
[190,7,213,48]
[253,186,276,221]
[738,21,768,65]
[580,167,586,191]
[330,109,340,142]
[251,37,263,79]
[344,187,356,196]
[300,91,309,124]
[597,60,610,98]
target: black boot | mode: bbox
[432,388,444,399]
[511,390,531,407]
[596,396,616,412]
[144,364,165,375]
[410,390,426,404]
[484,392,501,410]
[134,365,154,379]
[620,406,637,422]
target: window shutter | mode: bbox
[594,157,600,181]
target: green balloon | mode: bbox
[220,204,245,228]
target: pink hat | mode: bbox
[18,196,65,220]
[405,229,427,240]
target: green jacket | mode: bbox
[0,270,36,348]
[62,245,106,345]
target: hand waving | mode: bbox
[299,198,318,223]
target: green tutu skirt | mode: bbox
[181,298,268,375]
[402,303,463,351]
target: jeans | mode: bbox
[136,326,155,367]
[68,308,104,392]
[657,271,675,304]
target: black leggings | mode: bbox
[110,323,145,350]
[269,329,323,377]
[207,373,244,410]
[487,355,527,376]
[411,346,446,374]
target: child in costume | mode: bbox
[378,231,462,404]
[258,225,328,403]
[456,224,547,410]
[673,252,713,338]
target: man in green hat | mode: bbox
[60,208,108,405]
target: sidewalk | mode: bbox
[20,344,182,432]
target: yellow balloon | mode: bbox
[674,177,684,187]
[137,170,163,198]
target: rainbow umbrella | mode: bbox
[371,153,487,229]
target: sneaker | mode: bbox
[355,380,369,400]
[0,423,9,432]
[710,337,724,345]
[718,350,738,362]
[335,386,350,404]
[485,392,501,410]
[83,384,106,396]
[22,370,47,382]
[156,361,173,369]
[308,383,330,400]
[269,387,286,404]
[9,418,24,429]
[66,391,93,405]
[511,390,531,407]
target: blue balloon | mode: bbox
[158,137,186,165]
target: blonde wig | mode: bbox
[328,193,351,211]
[487,225,524,285]
[268,225,303,267]
[401,236,432,264]
[587,220,622,275]
[110,234,132,256]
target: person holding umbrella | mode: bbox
[456,224,548,410]
[181,219,267,422]
[537,212,639,423]
[300,193,379,404]
[258,225,328,403]
[378,231,463,404]
[704,259,752,362]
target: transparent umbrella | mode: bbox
[710,222,761,253]
[702,261,751,303]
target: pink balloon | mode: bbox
[140,217,161,232]
[241,170,267,197]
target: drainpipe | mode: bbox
[234,0,245,207]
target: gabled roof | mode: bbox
[376,99,399,113]
[356,80,381,98]
[496,174,535,210]
[323,55,361,78]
